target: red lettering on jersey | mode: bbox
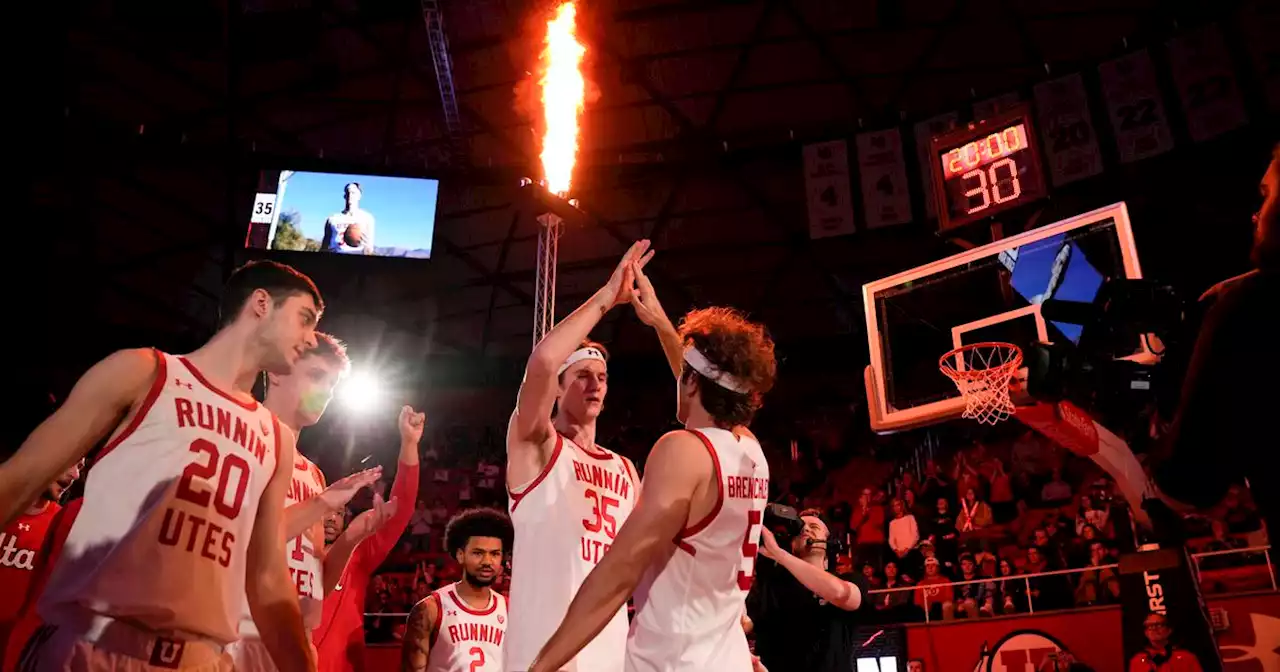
[727,476,770,500]
[157,507,235,568]
[571,460,632,501]
[447,622,505,645]
[579,535,612,565]
[174,398,268,464]
[289,479,318,503]
[289,567,314,595]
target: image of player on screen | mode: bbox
[321,182,376,255]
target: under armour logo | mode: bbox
[173,378,192,390]
[447,610,457,617]
[17,523,30,531]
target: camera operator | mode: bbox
[747,508,866,672]
[1154,142,1280,536]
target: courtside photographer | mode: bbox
[747,505,867,672]
[1153,141,1280,538]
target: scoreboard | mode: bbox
[930,104,1049,231]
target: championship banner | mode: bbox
[856,128,913,229]
[1119,547,1222,672]
[1167,25,1248,143]
[1099,49,1175,163]
[1237,1,1280,112]
[1033,73,1104,186]
[914,111,960,219]
[973,92,1023,123]
[803,139,859,239]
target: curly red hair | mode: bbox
[678,307,777,428]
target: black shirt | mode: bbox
[747,559,868,672]
[1156,269,1280,534]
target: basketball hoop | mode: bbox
[939,342,1023,425]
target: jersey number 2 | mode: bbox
[175,439,251,520]
[469,646,485,672]
[738,509,763,591]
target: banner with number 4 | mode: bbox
[1099,49,1175,163]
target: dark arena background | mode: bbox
[5,0,1278,671]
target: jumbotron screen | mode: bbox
[245,169,439,259]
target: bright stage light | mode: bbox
[339,370,382,414]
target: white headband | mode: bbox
[558,347,607,376]
[683,346,749,394]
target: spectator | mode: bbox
[918,540,955,578]
[429,496,449,524]
[1068,524,1102,569]
[915,558,954,620]
[1074,542,1120,606]
[921,460,950,509]
[928,498,959,563]
[1042,466,1073,504]
[957,487,994,534]
[953,553,995,618]
[990,459,1016,523]
[408,499,432,551]
[954,453,982,502]
[993,557,1025,614]
[1219,486,1263,535]
[877,561,914,614]
[851,488,886,569]
[1076,495,1111,538]
[904,488,924,519]
[888,498,920,563]
[861,562,884,590]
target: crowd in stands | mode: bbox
[352,412,1271,642]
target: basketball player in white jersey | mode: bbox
[529,302,778,672]
[0,260,323,672]
[503,240,655,672]
[401,508,513,672]
[229,332,387,671]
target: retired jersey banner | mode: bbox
[1168,25,1248,143]
[914,111,960,219]
[856,128,913,229]
[1034,73,1104,186]
[1099,49,1175,163]
[973,92,1023,123]
[1237,1,1280,111]
[803,140,858,239]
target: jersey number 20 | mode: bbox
[175,439,251,520]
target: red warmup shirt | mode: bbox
[314,461,418,672]
[1,498,80,671]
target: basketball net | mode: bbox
[939,342,1023,425]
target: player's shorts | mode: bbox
[20,616,231,672]
[226,636,319,672]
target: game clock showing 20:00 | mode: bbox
[930,105,1049,231]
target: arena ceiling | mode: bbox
[25,0,1269,391]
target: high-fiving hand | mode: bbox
[601,239,655,309]
[628,259,670,329]
[318,467,382,512]
[349,492,399,541]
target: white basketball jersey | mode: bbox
[626,428,769,672]
[237,453,326,637]
[426,583,507,672]
[504,433,638,672]
[39,351,281,645]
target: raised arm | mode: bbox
[628,262,683,378]
[247,423,316,672]
[283,467,381,541]
[0,348,157,526]
[508,240,653,487]
[528,431,707,672]
[757,528,862,611]
[401,594,440,672]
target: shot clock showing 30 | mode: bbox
[931,105,1048,231]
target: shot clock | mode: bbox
[930,105,1048,231]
